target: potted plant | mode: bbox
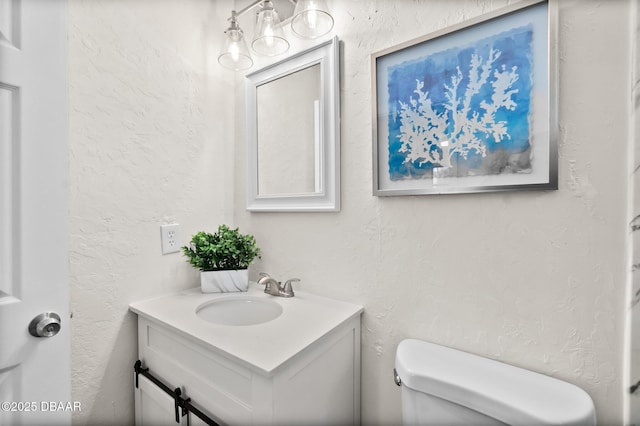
[181,224,261,293]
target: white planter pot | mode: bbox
[200,269,249,293]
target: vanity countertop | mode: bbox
[129,283,363,375]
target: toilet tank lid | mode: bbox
[395,339,595,425]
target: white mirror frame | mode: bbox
[245,36,340,212]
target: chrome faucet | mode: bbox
[258,273,299,298]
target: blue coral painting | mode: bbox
[386,25,534,181]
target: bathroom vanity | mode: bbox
[129,284,363,425]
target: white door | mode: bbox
[0,0,71,425]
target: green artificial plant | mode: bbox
[181,225,261,271]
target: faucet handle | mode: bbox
[258,272,272,288]
[283,278,300,296]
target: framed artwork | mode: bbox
[372,0,556,196]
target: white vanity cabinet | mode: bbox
[130,286,363,425]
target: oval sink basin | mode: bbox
[195,296,283,326]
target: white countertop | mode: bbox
[129,283,363,375]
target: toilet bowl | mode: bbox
[395,339,596,425]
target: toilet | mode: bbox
[395,339,596,425]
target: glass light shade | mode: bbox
[291,0,334,39]
[218,26,253,71]
[252,1,289,56]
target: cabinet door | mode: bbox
[134,374,179,426]
[134,374,214,426]
[188,412,210,426]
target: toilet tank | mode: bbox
[395,339,596,425]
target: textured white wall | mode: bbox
[236,1,631,424]
[68,1,234,424]
[628,1,640,422]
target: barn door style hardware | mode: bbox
[134,360,219,426]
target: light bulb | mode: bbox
[291,0,334,39]
[252,1,289,56]
[305,5,318,30]
[218,18,253,71]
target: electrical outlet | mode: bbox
[160,224,180,255]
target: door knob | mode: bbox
[28,312,61,338]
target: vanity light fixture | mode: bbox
[218,0,334,71]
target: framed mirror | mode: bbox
[245,36,340,212]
